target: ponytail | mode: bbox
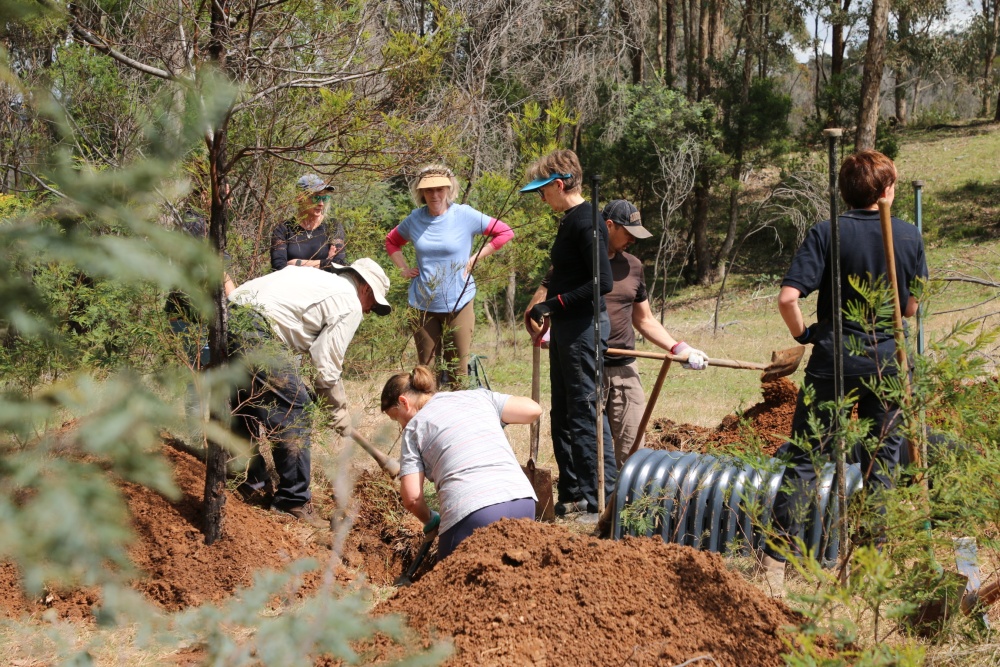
[380,365,438,412]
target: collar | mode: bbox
[839,208,881,220]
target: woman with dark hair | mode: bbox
[381,365,539,561]
[271,174,347,271]
[385,164,513,386]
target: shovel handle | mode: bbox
[529,343,541,462]
[607,348,767,371]
[347,428,401,479]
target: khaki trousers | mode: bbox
[603,361,646,469]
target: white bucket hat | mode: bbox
[329,258,392,316]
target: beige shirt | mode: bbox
[228,266,363,388]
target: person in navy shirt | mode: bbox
[760,150,928,596]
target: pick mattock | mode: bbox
[346,428,401,479]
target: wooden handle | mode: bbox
[607,347,767,371]
[348,429,400,478]
[530,343,541,462]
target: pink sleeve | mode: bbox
[385,227,408,255]
[485,218,514,250]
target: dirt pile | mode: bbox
[647,377,798,457]
[0,442,335,620]
[379,518,800,667]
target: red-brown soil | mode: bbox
[647,377,798,457]
[0,441,431,621]
[376,518,801,667]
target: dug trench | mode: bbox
[0,382,804,664]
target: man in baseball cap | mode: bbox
[227,258,392,526]
[601,199,708,468]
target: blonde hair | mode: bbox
[409,164,460,207]
[381,365,438,412]
[525,149,582,193]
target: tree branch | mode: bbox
[70,21,177,81]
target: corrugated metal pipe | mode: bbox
[611,449,864,564]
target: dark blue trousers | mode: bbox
[229,308,313,510]
[764,373,904,562]
[548,311,617,510]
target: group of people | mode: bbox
[195,146,925,569]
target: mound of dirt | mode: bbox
[647,377,798,457]
[378,519,800,667]
[0,441,337,620]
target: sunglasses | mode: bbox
[311,194,332,204]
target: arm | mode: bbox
[326,219,346,266]
[386,227,419,279]
[399,472,432,524]
[465,219,513,276]
[541,221,613,311]
[778,285,806,339]
[223,274,237,297]
[904,297,918,318]
[270,224,289,271]
[631,299,679,351]
[499,395,543,425]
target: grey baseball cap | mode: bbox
[602,199,652,239]
[296,173,334,193]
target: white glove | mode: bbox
[672,342,708,370]
[684,349,708,370]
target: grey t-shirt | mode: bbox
[399,389,537,533]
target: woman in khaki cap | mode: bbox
[385,164,513,388]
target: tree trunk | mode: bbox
[982,0,999,117]
[855,0,889,150]
[692,170,713,285]
[894,7,911,125]
[697,0,711,99]
[666,0,677,86]
[203,0,232,547]
[619,1,643,84]
[829,0,852,124]
[685,0,697,99]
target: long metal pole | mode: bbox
[823,128,848,582]
[912,180,928,469]
[592,175,605,514]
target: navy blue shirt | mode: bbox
[270,218,346,271]
[545,202,613,319]
[782,209,928,378]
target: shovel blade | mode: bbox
[522,460,555,522]
[761,345,806,382]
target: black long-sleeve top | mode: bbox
[544,202,613,318]
[270,218,346,271]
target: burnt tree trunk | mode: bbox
[203,0,232,546]
[855,0,889,150]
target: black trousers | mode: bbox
[764,373,905,562]
[549,311,617,510]
[229,307,313,510]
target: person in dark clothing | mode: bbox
[521,149,617,520]
[760,150,928,597]
[270,174,346,271]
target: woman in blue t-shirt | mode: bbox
[385,164,513,387]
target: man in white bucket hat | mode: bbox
[228,258,391,526]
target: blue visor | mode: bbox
[520,173,573,193]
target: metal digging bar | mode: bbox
[592,174,606,514]
[823,127,850,582]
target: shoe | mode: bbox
[555,500,587,517]
[275,501,327,529]
[236,483,272,509]
[758,554,786,598]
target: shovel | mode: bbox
[522,339,556,521]
[346,428,401,479]
[607,345,805,383]
[395,527,437,587]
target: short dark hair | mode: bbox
[839,150,896,209]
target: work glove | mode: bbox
[671,341,708,370]
[794,324,815,345]
[424,510,440,534]
[527,301,553,326]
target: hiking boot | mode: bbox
[555,500,587,517]
[758,554,786,598]
[275,501,327,529]
[236,483,272,509]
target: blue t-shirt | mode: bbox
[396,203,495,313]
